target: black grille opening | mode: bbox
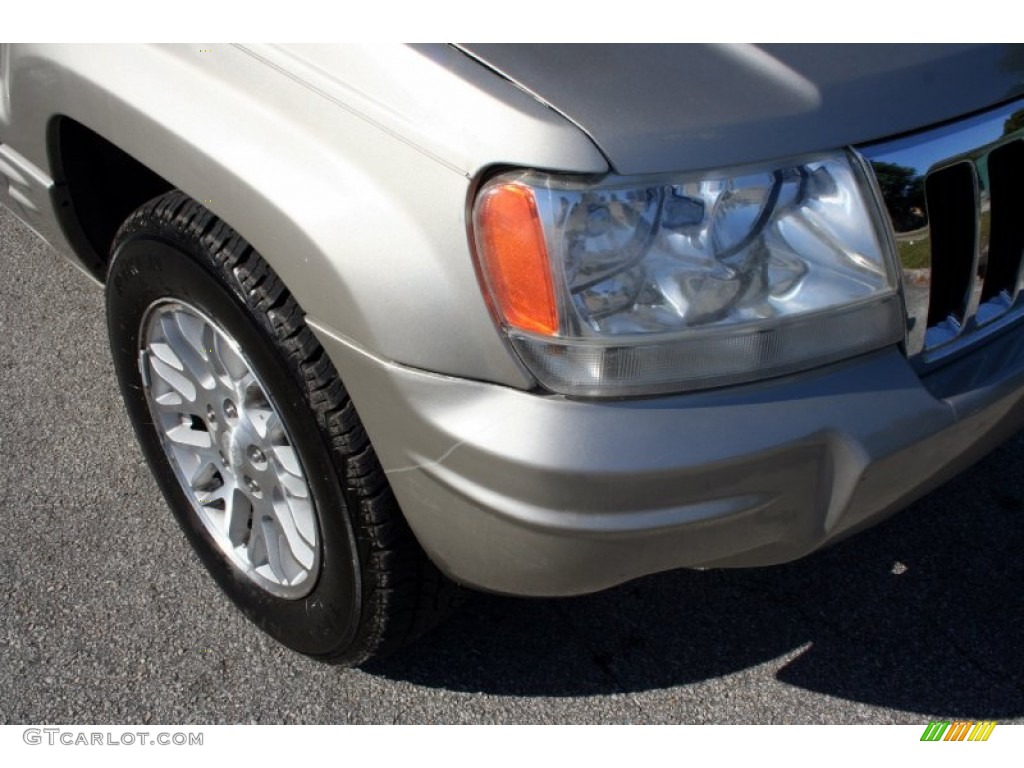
[925,162,978,327]
[982,140,1024,303]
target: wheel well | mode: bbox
[48,116,174,282]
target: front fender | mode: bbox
[1,43,608,386]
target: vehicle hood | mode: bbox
[457,44,1024,176]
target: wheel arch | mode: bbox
[47,115,175,280]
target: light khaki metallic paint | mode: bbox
[0,43,608,387]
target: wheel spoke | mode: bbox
[186,453,219,490]
[211,332,248,382]
[236,371,259,396]
[278,471,309,499]
[149,355,197,403]
[266,493,316,571]
[248,408,280,440]
[282,494,317,549]
[148,341,184,370]
[165,422,213,449]
[261,522,289,584]
[224,487,252,548]
[252,501,308,586]
[161,313,216,391]
[272,445,301,476]
[152,390,207,418]
[195,468,232,500]
[246,514,270,569]
[174,311,210,359]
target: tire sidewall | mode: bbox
[107,235,362,657]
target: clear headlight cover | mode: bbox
[473,152,903,397]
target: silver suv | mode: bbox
[2,43,1022,663]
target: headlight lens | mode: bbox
[473,151,903,396]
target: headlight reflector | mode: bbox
[474,152,902,396]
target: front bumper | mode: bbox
[311,319,1024,597]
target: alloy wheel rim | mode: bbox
[139,299,320,599]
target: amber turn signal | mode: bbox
[474,182,558,336]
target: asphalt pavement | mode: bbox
[1,205,1022,724]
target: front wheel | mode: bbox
[106,191,457,664]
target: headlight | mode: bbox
[473,151,903,397]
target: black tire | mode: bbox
[106,190,458,664]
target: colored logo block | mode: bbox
[920,721,997,741]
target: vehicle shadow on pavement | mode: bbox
[364,433,1024,718]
